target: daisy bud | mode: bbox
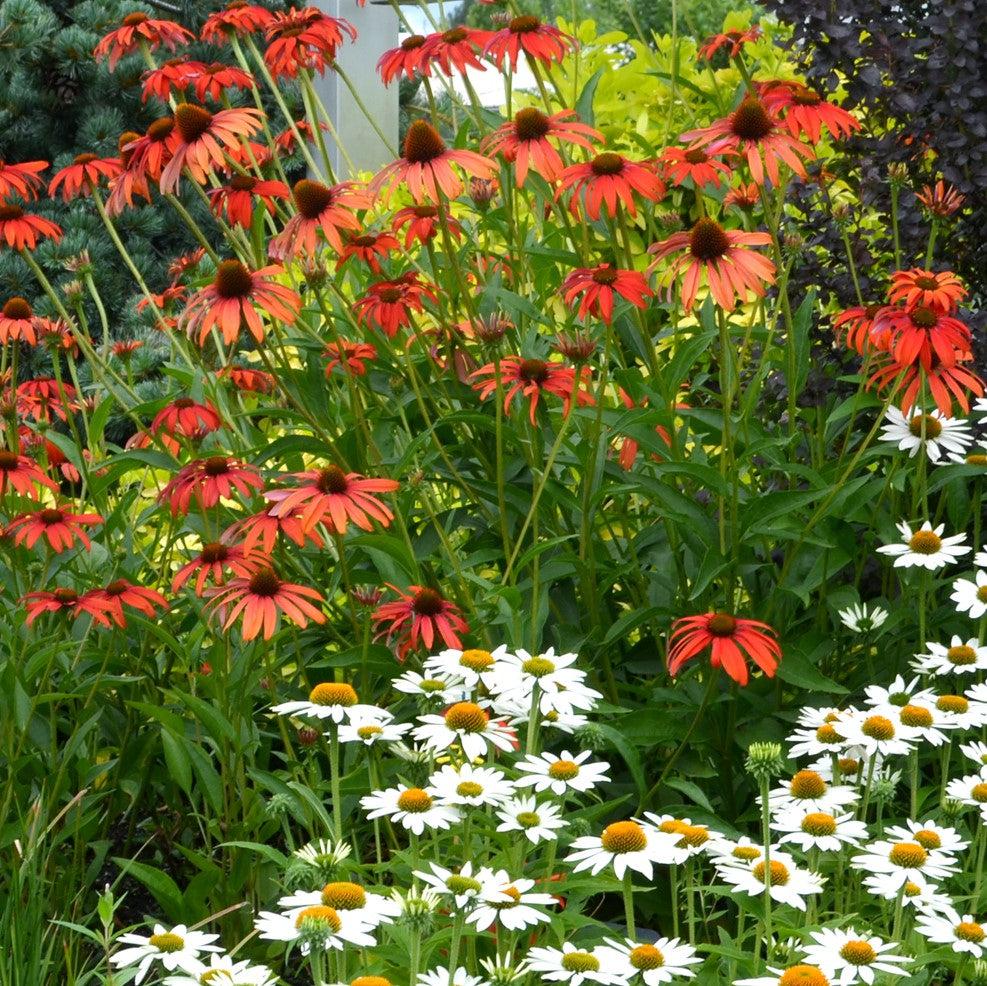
[871,775,897,806]
[940,797,963,820]
[970,959,987,986]
[574,722,607,752]
[298,726,320,747]
[265,792,292,818]
[745,741,784,780]
[887,162,909,185]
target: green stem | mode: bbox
[621,870,636,939]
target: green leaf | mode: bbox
[593,723,646,798]
[663,777,714,812]
[111,859,183,921]
[792,291,817,398]
[776,650,848,694]
[575,68,604,125]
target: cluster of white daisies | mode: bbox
[107,640,987,986]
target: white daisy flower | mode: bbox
[832,712,918,757]
[479,953,531,986]
[950,570,987,619]
[415,861,502,909]
[489,648,602,715]
[887,700,958,746]
[110,925,222,984]
[837,602,889,633]
[735,965,830,986]
[392,669,469,703]
[800,927,910,985]
[525,943,629,986]
[772,808,868,852]
[863,677,938,716]
[598,936,701,984]
[254,904,374,953]
[913,636,987,677]
[914,907,987,957]
[707,836,765,868]
[862,873,954,912]
[337,712,412,746]
[640,814,719,858]
[765,769,859,814]
[418,967,485,986]
[277,880,402,929]
[879,406,972,463]
[876,520,970,570]
[496,795,568,843]
[949,439,987,466]
[271,682,378,724]
[429,762,515,807]
[960,740,987,768]
[850,838,958,888]
[493,696,590,734]
[717,849,824,911]
[786,720,850,759]
[567,819,687,879]
[360,784,460,834]
[412,701,516,761]
[514,749,611,796]
[465,873,557,931]
[885,820,969,855]
[944,771,987,821]
[163,953,277,985]
[293,838,351,870]
[937,690,987,729]
[806,754,871,786]
[423,645,511,689]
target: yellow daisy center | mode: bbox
[148,932,185,953]
[913,829,942,850]
[321,882,366,910]
[790,770,827,799]
[908,530,942,554]
[548,759,580,780]
[522,655,556,677]
[888,841,927,868]
[900,705,933,728]
[630,945,664,970]
[838,941,876,965]
[459,649,494,671]
[801,812,837,836]
[937,695,968,714]
[778,966,829,986]
[397,788,433,812]
[444,702,488,732]
[309,682,358,706]
[561,953,600,973]
[600,820,648,854]
[955,921,985,943]
[295,906,342,933]
[861,715,895,740]
[752,860,789,886]
[948,645,977,666]
[456,781,483,798]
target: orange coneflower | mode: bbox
[668,612,781,686]
[0,297,40,344]
[323,340,377,376]
[22,587,113,627]
[337,232,399,274]
[6,505,103,552]
[263,7,356,79]
[353,273,437,337]
[0,160,48,200]
[648,216,775,310]
[48,153,122,201]
[152,398,223,439]
[216,365,275,393]
[86,579,169,627]
[759,81,861,144]
[871,304,971,369]
[378,35,430,84]
[205,566,326,640]
[391,204,462,249]
[371,120,497,204]
[682,96,814,186]
[111,117,180,209]
[484,108,601,186]
[168,247,206,283]
[112,340,143,359]
[916,180,965,218]
[172,540,265,595]
[833,303,885,354]
[888,269,966,314]
[159,102,264,193]
[17,378,77,423]
[614,389,675,470]
[227,504,324,554]
[94,12,193,70]
[193,63,254,101]
[0,203,61,251]
[868,352,985,417]
[264,463,399,534]
[159,455,264,515]
[660,145,732,189]
[273,119,328,155]
[372,584,469,658]
[32,437,81,483]
[269,178,369,259]
[201,2,276,43]
[420,27,492,75]
[697,25,761,61]
[557,151,665,219]
[483,15,574,70]
[207,174,289,227]
[136,285,187,314]
[724,181,761,210]
[561,265,652,325]
[141,59,204,103]
[471,355,593,423]
[179,259,301,346]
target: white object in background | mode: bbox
[311,0,399,176]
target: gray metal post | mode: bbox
[312,0,400,177]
